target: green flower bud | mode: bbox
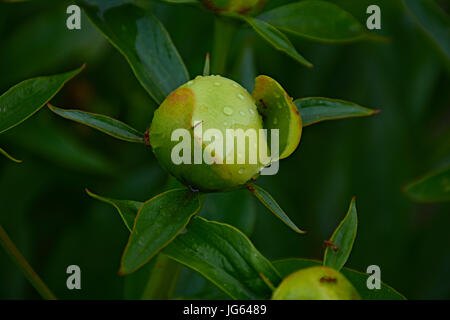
[202,0,267,15]
[272,266,361,300]
[149,75,269,192]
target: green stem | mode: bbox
[0,224,56,300]
[212,17,237,75]
[140,254,182,300]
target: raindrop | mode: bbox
[214,82,221,87]
[238,94,244,100]
[273,117,278,125]
[238,168,245,174]
[240,111,246,116]
[223,107,233,116]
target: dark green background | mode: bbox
[0,0,449,299]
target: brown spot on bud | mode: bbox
[320,276,337,283]
[144,130,151,148]
[259,98,267,109]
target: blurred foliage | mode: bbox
[0,0,449,299]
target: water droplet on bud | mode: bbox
[223,107,233,116]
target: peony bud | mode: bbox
[272,266,361,300]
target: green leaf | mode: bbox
[273,258,406,300]
[80,0,189,105]
[88,190,279,299]
[241,16,313,68]
[120,189,201,275]
[86,192,181,300]
[248,184,306,234]
[294,97,380,127]
[404,166,450,203]
[0,65,84,134]
[403,0,450,59]
[0,146,22,163]
[85,189,142,232]
[323,197,358,271]
[48,104,145,144]
[163,216,282,300]
[258,0,366,43]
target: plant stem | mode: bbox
[212,17,237,75]
[140,254,182,300]
[0,224,56,300]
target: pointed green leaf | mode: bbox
[253,75,302,160]
[294,97,380,127]
[48,104,145,144]
[84,191,179,299]
[0,146,22,163]
[248,184,306,234]
[86,189,142,232]
[324,197,358,271]
[86,189,279,299]
[403,0,450,59]
[404,166,450,203]
[0,65,84,134]
[80,0,189,104]
[258,0,366,43]
[163,216,282,300]
[241,16,313,68]
[120,189,201,275]
[273,258,406,300]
